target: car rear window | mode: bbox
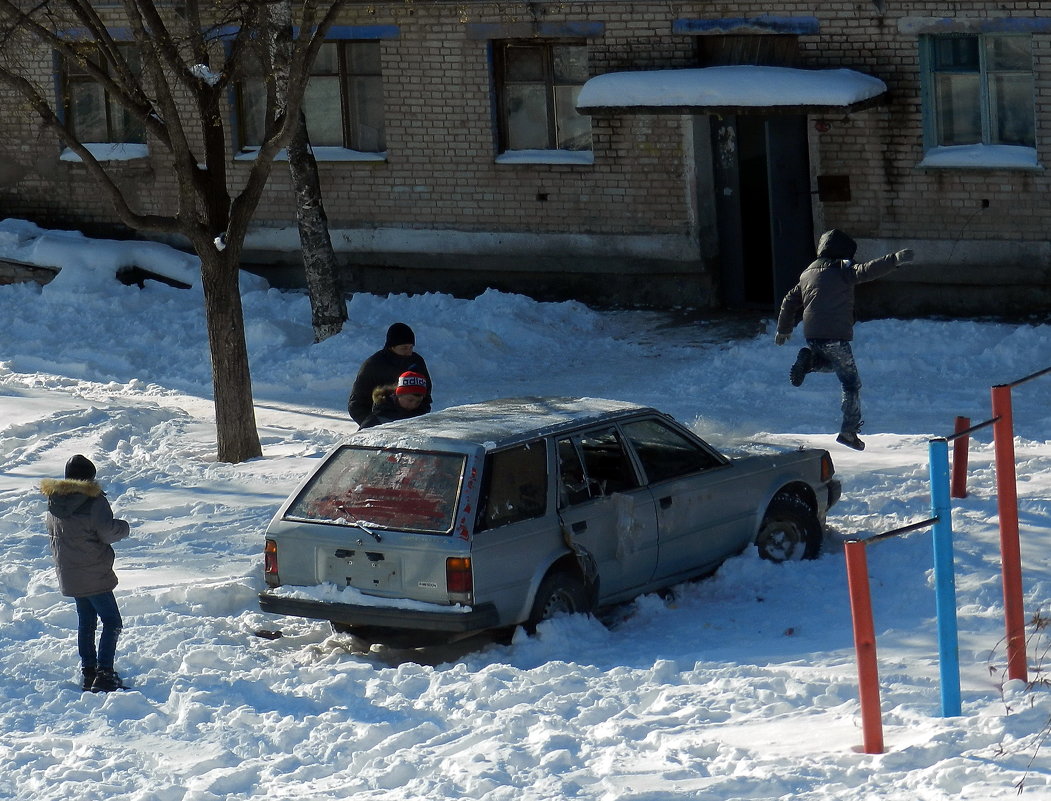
[284,446,466,534]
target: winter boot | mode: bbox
[90,668,126,693]
[789,347,813,387]
[81,667,97,692]
[836,431,865,451]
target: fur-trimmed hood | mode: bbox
[42,477,129,598]
[41,478,104,519]
[371,384,397,405]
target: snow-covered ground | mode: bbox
[2,218,1051,800]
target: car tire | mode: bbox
[525,570,591,633]
[756,493,823,562]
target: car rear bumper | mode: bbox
[827,478,842,510]
[258,592,501,633]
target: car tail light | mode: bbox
[264,539,280,587]
[446,556,473,596]
[821,452,836,483]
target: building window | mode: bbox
[239,40,385,152]
[921,34,1034,148]
[495,41,592,153]
[60,44,145,144]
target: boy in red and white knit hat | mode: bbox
[396,371,428,396]
[360,371,430,428]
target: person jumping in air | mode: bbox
[775,229,913,451]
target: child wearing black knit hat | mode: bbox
[41,454,131,692]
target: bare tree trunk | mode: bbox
[199,247,262,463]
[266,0,347,343]
[286,110,348,343]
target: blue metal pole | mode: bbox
[929,438,962,716]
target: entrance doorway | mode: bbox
[710,114,816,309]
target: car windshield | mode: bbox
[284,446,466,534]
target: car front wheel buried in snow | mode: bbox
[755,493,823,562]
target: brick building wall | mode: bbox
[1,1,1049,313]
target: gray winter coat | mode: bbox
[42,478,130,597]
[776,229,900,341]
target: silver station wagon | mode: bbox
[259,397,841,648]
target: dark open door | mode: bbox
[710,115,745,307]
[766,116,816,304]
[710,114,815,309]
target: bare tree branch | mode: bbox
[0,0,164,144]
[0,0,349,460]
[0,66,180,235]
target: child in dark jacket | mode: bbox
[360,371,430,428]
[41,454,130,692]
[347,323,433,425]
[775,229,914,451]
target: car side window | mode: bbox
[558,427,639,506]
[621,419,723,484]
[477,440,548,530]
[557,438,590,506]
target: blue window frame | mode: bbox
[920,33,1034,149]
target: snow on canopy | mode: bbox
[577,65,888,113]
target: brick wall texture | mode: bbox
[0,1,1049,311]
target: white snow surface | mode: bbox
[2,220,1051,800]
[577,66,887,109]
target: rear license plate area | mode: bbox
[324,549,401,592]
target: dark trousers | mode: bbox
[807,339,863,435]
[75,591,123,671]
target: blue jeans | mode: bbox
[75,592,123,671]
[807,339,862,435]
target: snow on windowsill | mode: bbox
[235,147,387,163]
[495,150,595,166]
[60,143,150,162]
[918,144,1041,171]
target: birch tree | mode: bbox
[266,0,347,343]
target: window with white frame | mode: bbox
[239,40,385,153]
[60,44,145,144]
[494,40,592,153]
[921,33,1035,149]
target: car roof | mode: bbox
[347,396,655,451]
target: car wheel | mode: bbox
[525,571,591,633]
[756,493,822,562]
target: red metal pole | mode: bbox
[844,540,884,754]
[951,416,970,499]
[991,385,1027,683]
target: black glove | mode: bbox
[774,333,788,346]
[894,249,914,265]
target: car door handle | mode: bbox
[572,520,588,533]
[660,496,673,509]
